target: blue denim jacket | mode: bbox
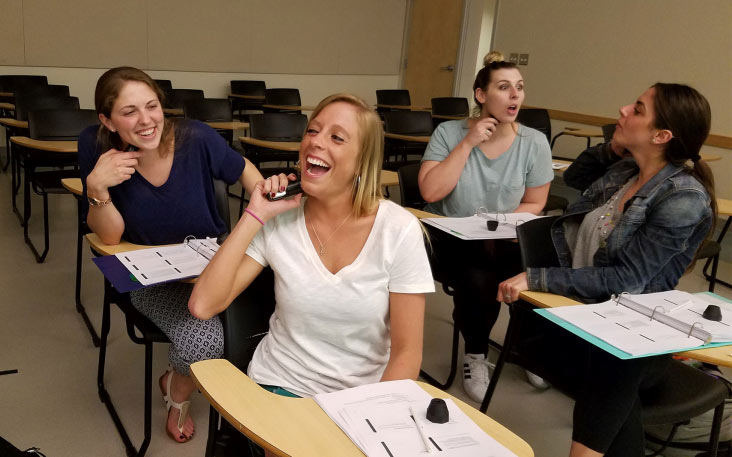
[526,143,712,302]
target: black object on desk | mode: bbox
[703,305,723,322]
[426,398,449,424]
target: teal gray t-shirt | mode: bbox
[422,120,553,217]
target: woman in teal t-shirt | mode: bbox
[418,51,553,402]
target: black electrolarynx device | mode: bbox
[267,180,303,201]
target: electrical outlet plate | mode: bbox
[509,53,519,64]
[519,53,529,65]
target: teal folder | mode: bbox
[535,292,732,360]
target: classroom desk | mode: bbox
[701,153,722,162]
[228,93,265,100]
[61,177,82,196]
[162,107,184,116]
[190,358,535,457]
[261,104,316,112]
[0,117,27,129]
[0,91,13,97]
[384,132,431,143]
[0,118,29,171]
[204,121,249,130]
[518,290,732,369]
[375,104,432,111]
[10,136,78,261]
[0,102,14,111]
[239,136,300,152]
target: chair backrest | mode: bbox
[16,84,70,99]
[602,123,616,142]
[397,163,426,209]
[516,108,551,144]
[183,98,232,122]
[165,88,204,109]
[153,79,173,101]
[212,178,231,238]
[376,89,411,106]
[220,267,276,370]
[384,111,434,136]
[248,113,307,142]
[431,97,469,117]
[264,88,301,106]
[1,75,48,95]
[231,80,266,97]
[14,94,80,121]
[28,109,98,141]
[516,216,560,270]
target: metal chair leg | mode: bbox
[480,304,518,413]
[23,190,50,263]
[76,213,100,347]
[97,281,140,457]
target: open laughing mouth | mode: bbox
[136,127,156,139]
[305,155,331,177]
[507,104,518,115]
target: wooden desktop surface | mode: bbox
[205,121,249,130]
[384,132,431,143]
[229,94,265,100]
[262,104,316,111]
[191,359,534,457]
[61,177,82,196]
[0,91,12,97]
[0,102,14,110]
[239,136,300,152]
[375,104,431,111]
[718,198,732,217]
[10,136,77,153]
[0,118,28,129]
[163,108,184,116]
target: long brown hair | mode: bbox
[94,66,176,156]
[651,83,717,226]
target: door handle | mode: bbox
[439,65,454,72]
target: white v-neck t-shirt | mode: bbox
[245,199,435,397]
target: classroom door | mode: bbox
[403,0,463,107]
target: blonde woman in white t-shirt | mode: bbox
[190,94,435,400]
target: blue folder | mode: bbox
[535,292,732,360]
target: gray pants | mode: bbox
[130,282,224,376]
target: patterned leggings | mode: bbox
[130,282,224,376]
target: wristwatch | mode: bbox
[87,195,112,207]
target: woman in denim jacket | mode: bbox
[499,83,717,457]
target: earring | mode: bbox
[651,138,657,143]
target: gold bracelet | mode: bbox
[87,195,111,207]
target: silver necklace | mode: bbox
[308,212,352,256]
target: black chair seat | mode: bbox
[543,194,569,213]
[641,360,729,425]
[115,296,169,343]
[32,169,79,194]
[698,240,721,259]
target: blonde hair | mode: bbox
[308,93,384,218]
[483,51,505,66]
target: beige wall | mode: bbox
[0,0,406,75]
[492,0,732,199]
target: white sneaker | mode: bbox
[463,353,491,402]
[525,370,551,390]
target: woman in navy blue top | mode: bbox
[79,67,263,443]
